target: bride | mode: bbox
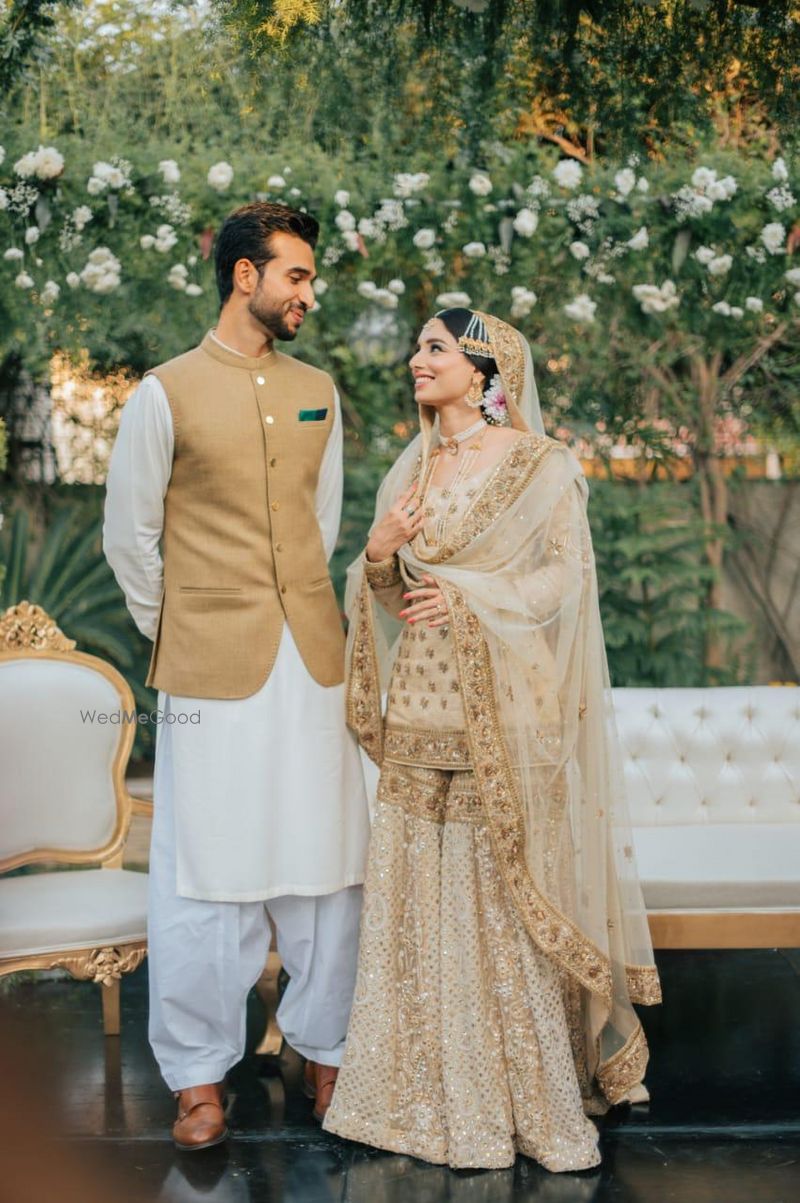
[323,307,661,1171]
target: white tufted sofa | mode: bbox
[615,686,800,948]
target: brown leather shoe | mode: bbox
[173,1082,228,1151]
[310,1062,338,1123]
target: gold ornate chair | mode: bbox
[0,601,152,1035]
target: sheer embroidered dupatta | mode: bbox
[345,426,661,1108]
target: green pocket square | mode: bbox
[298,408,328,421]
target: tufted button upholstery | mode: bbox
[613,686,800,912]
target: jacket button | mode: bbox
[265,415,274,424]
[270,457,277,467]
[256,375,265,385]
[280,585,287,594]
[271,501,280,511]
[276,542,284,552]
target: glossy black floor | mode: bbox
[2,950,799,1203]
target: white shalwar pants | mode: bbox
[147,779,363,1092]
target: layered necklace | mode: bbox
[422,417,488,547]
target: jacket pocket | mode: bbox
[178,586,244,594]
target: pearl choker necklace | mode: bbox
[439,417,487,456]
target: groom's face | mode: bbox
[248,231,317,341]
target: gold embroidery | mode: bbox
[625,963,662,1005]
[378,760,484,825]
[444,583,615,1005]
[475,311,525,408]
[596,1022,650,1105]
[384,725,472,769]
[364,554,401,590]
[345,576,384,765]
[414,434,560,565]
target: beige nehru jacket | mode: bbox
[144,331,345,699]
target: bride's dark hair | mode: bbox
[435,308,497,391]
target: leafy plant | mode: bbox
[0,495,157,760]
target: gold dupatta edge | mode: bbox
[346,574,385,766]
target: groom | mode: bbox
[103,202,370,1149]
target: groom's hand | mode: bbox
[365,483,426,563]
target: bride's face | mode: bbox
[409,318,479,407]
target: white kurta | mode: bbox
[103,345,370,902]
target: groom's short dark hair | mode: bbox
[215,202,320,305]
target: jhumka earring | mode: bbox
[466,376,485,408]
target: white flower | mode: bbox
[357,217,378,239]
[207,161,234,192]
[342,230,361,252]
[729,306,744,319]
[87,176,106,195]
[632,279,680,315]
[564,293,596,323]
[760,222,786,254]
[357,281,377,299]
[435,290,472,307]
[40,279,60,305]
[335,209,356,232]
[73,205,93,231]
[413,227,436,249]
[553,160,583,190]
[462,241,486,258]
[334,189,350,207]
[289,187,301,198]
[93,160,126,189]
[313,279,328,296]
[14,145,64,180]
[745,296,763,313]
[569,240,590,260]
[784,268,800,286]
[794,291,800,307]
[158,159,181,185]
[140,234,156,249]
[636,177,650,193]
[717,175,737,199]
[691,166,717,190]
[614,167,636,197]
[512,207,538,237]
[393,172,429,198]
[0,146,4,166]
[772,157,789,183]
[3,248,24,261]
[387,278,405,295]
[155,224,178,253]
[707,254,733,277]
[766,186,796,212]
[712,301,731,316]
[510,285,537,319]
[24,227,40,245]
[168,264,188,291]
[80,246,121,294]
[626,226,649,250]
[372,287,399,310]
[15,271,34,289]
[694,245,716,265]
[66,271,81,289]
[267,174,287,189]
[468,172,492,197]
[185,283,203,297]
[0,188,7,211]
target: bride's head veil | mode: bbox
[416,308,545,466]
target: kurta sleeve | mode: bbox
[314,386,344,561]
[364,553,406,620]
[102,374,174,641]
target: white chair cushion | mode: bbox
[633,824,800,910]
[0,868,148,959]
[0,658,128,859]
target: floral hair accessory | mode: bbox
[481,374,508,425]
